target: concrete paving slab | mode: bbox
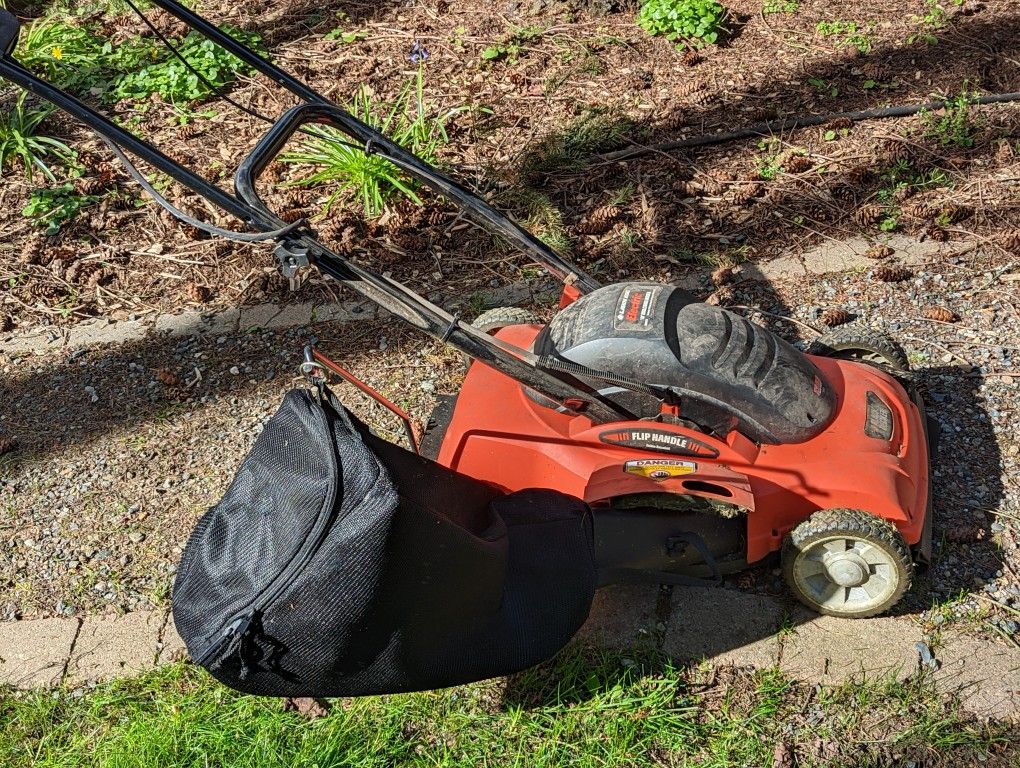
[934,634,1020,720]
[746,254,807,281]
[0,617,79,688]
[574,585,661,650]
[238,303,282,330]
[203,307,240,335]
[780,612,922,683]
[663,587,784,667]
[154,309,205,338]
[157,611,189,664]
[266,301,314,329]
[0,329,63,357]
[796,235,945,275]
[66,319,147,349]
[66,611,164,684]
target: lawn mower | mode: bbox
[0,1,933,621]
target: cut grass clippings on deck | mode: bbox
[1,648,1014,768]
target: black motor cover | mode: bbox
[534,282,835,444]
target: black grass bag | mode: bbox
[171,387,596,697]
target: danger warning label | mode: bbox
[624,459,697,480]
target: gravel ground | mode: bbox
[2,244,1019,642]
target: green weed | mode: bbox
[281,69,456,216]
[22,183,99,235]
[0,94,73,180]
[762,0,798,14]
[816,19,873,54]
[908,0,964,45]
[637,0,727,49]
[15,15,104,89]
[481,25,544,64]
[923,89,979,148]
[106,25,263,104]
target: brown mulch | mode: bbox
[1,0,1019,334]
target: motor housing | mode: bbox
[534,282,836,444]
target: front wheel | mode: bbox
[806,327,910,373]
[782,508,912,618]
[462,306,542,370]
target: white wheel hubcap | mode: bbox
[794,535,899,613]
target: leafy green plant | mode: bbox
[481,26,544,64]
[637,0,727,49]
[816,19,872,54]
[22,183,99,235]
[16,15,104,89]
[108,25,263,104]
[923,90,978,148]
[281,70,456,215]
[324,27,366,44]
[908,0,964,44]
[0,94,73,181]
[762,0,798,14]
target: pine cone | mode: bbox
[688,88,715,107]
[880,138,912,163]
[680,49,702,67]
[939,204,971,223]
[842,165,870,187]
[997,231,1020,253]
[187,282,211,303]
[820,308,852,327]
[705,287,734,306]
[66,261,103,286]
[825,117,854,132]
[923,305,958,322]
[0,314,12,333]
[20,233,47,265]
[75,176,105,196]
[576,205,621,236]
[864,244,895,260]
[279,208,306,224]
[853,203,883,227]
[49,258,68,279]
[179,123,204,140]
[730,183,762,205]
[902,201,939,221]
[154,367,183,388]
[424,207,446,227]
[892,185,914,203]
[873,265,913,282]
[676,80,706,99]
[711,265,737,286]
[782,154,813,174]
[860,61,890,81]
[0,436,17,456]
[925,226,950,242]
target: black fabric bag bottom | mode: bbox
[171,387,596,697]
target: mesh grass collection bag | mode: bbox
[171,386,596,697]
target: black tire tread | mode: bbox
[471,306,542,333]
[806,326,910,372]
[782,507,912,618]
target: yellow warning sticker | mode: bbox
[624,459,697,481]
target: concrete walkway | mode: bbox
[0,234,945,358]
[2,585,1018,721]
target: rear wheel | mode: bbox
[806,327,910,372]
[782,508,912,618]
[463,307,542,369]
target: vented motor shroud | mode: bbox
[534,282,836,444]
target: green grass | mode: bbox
[281,69,457,216]
[1,648,1010,768]
[0,94,73,181]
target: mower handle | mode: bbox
[234,102,599,293]
[0,8,20,56]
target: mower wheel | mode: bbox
[806,327,910,372]
[471,306,542,334]
[463,307,542,369]
[782,508,912,618]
